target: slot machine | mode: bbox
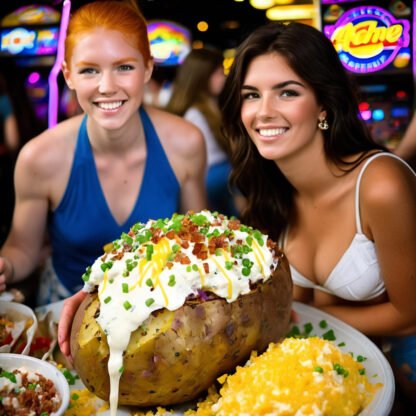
[0,4,61,127]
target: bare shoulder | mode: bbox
[16,115,83,179]
[145,106,205,155]
[359,154,416,205]
[359,154,416,237]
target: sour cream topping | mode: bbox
[81,210,279,415]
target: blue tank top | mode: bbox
[48,106,180,293]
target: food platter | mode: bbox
[36,299,394,416]
[290,301,395,416]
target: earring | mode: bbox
[318,117,329,130]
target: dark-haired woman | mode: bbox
[219,21,416,404]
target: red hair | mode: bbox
[65,1,151,67]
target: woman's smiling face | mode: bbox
[240,52,326,163]
[63,28,153,131]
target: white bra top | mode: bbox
[282,153,415,301]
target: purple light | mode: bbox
[413,0,416,79]
[360,110,372,121]
[48,0,71,128]
[28,72,40,85]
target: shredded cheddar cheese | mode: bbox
[64,388,109,416]
[185,338,382,416]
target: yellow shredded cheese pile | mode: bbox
[186,337,381,416]
[64,388,109,416]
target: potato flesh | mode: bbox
[70,252,293,406]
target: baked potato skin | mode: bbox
[70,251,292,407]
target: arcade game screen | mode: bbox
[320,0,414,147]
[0,4,69,126]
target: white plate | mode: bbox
[0,300,38,355]
[290,301,395,416]
[0,353,70,416]
[39,300,394,415]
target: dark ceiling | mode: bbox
[0,0,270,50]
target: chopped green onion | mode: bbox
[122,283,129,293]
[123,300,132,310]
[104,296,112,304]
[145,298,155,307]
[303,322,313,334]
[168,275,176,287]
[0,371,16,383]
[146,245,154,261]
[322,329,336,341]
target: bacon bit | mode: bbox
[193,243,209,260]
[191,232,205,243]
[174,252,191,265]
[209,235,229,250]
[192,243,203,255]
[198,251,208,260]
[110,252,124,261]
[203,263,209,273]
[181,241,190,249]
[166,230,176,240]
[228,219,241,230]
[178,230,191,241]
[180,255,191,265]
[166,262,174,269]
[128,230,135,237]
[151,228,163,243]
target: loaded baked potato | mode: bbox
[70,210,293,408]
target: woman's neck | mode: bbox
[87,112,144,155]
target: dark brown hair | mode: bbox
[219,22,386,239]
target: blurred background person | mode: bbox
[166,48,239,217]
[394,112,416,170]
[0,72,19,246]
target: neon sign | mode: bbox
[0,27,59,56]
[324,6,410,73]
[147,21,191,66]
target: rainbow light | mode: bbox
[147,20,191,66]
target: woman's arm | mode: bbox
[0,137,52,289]
[394,113,416,161]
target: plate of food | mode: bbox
[37,211,394,415]
[0,300,38,355]
[61,300,393,416]
[288,301,394,416]
[0,353,70,415]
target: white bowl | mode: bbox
[0,300,38,355]
[0,353,70,415]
